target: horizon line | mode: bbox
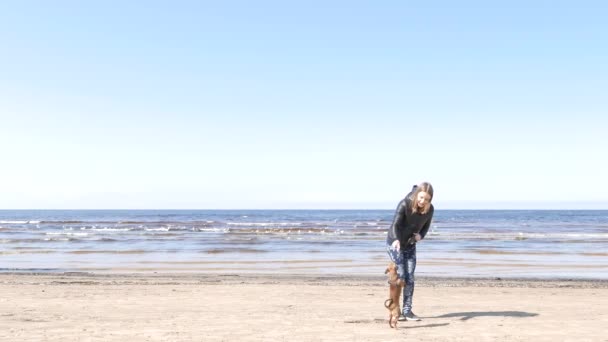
[1,207,607,211]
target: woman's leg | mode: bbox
[401,244,417,315]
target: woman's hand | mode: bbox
[413,233,422,242]
[391,240,400,251]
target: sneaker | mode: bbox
[402,311,421,321]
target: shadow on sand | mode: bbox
[406,323,451,329]
[345,319,450,330]
[432,311,538,321]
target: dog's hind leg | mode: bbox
[384,298,395,327]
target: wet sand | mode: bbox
[1,273,607,341]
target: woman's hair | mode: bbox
[409,182,434,214]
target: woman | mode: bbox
[386,182,434,321]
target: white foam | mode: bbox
[430,232,608,240]
[195,228,226,232]
[227,222,275,226]
[45,232,88,236]
[226,222,303,227]
[145,228,170,232]
[89,228,131,232]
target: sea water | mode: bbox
[1,210,606,279]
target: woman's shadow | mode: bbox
[431,311,538,321]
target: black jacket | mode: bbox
[386,186,434,246]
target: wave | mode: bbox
[46,232,89,236]
[203,248,269,254]
[88,228,131,232]
[226,222,304,227]
[225,227,336,234]
[473,250,566,255]
[97,238,119,242]
[0,250,56,255]
[66,250,149,254]
[472,250,608,257]
[430,232,608,240]
[35,220,220,225]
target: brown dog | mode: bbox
[384,262,405,328]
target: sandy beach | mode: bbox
[1,273,606,342]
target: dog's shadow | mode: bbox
[431,311,538,321]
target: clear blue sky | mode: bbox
[1,1,606,209]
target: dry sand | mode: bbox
[1,273,607,342]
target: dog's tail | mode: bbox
[384,298,393,309]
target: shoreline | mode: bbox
[1,272,607,288]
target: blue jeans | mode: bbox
[386,243,417,315]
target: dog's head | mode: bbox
[385,262,398,278]
[385,262,403,286]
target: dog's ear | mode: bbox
[384,268,389,274]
